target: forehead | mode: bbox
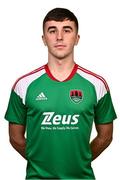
[44,20,76,29]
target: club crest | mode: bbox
[70,90,83,103]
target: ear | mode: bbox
[42,35,47,46]
[75,34,80,45]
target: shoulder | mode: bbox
[77,64,109,91]
[12,65,46,90]
[11,65,46,104]
[76,65,109,101]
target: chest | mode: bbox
[25,75,97,116]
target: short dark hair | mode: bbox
[43,8,79,32]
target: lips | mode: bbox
[54,44,66,48]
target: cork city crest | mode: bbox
[70,90,83,103]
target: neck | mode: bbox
[48,56,75,72]
[47,56,76,81]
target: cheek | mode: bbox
[68,37,78,47]
[45,41,55,52]
[44,35,56,46]
[43,38,52,47]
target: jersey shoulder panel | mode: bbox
[12,65,46,104]
[77,65,109,102]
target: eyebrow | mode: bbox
[47,26,73,31]
[47,26,56,31]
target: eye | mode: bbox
[64,29,72,33]
[49,29,56,34]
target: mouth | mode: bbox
[54,44,66,48]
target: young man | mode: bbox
[5,8,117,179]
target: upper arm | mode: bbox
[9,123,26,141]
[9,123,26,158]
[5,89,27,125]
[95,123,113,140]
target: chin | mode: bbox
[54,53,70,60]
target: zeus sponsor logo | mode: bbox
[41,112,79,125]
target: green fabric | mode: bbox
[95,92,116,124]
[5,90,27,125]
[5,71,116,179]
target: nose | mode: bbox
[56,31,63,41]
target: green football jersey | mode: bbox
[5,64,117,179]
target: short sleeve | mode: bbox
[5,89,27,125]
[94,91,117,124]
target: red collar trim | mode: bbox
[45,63,78,82]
